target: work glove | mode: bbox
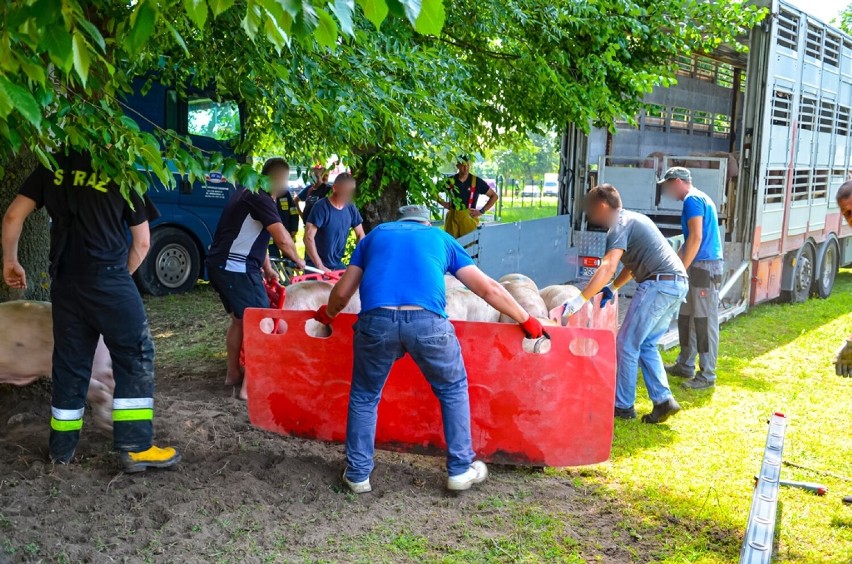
[599,285,615,309]
[834,337,852,377]
[560,293,588,323]
[519,316,548,340]
[313,305,336,326]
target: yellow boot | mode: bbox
[120,445,181,473]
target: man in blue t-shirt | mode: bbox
[304,173,365,271]
[659,167,724,390]
[311,205,545,495]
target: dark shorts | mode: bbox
[207,264,267,319]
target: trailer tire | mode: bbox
[780,244,814,304]
[812,238,839,299]
[135,227,201,296]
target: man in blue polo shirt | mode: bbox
[659,167,724,390]
[312,205,545,494]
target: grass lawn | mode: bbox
[496,199,558,223]
[585,269,852,563]
[137,270,852,562]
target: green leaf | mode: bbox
[0,86,12,118]
[75,17,106,52]
[164,20,190,55]
[242,1,262,39]
[40,24,73,72]
[208,0,235,17]
[17,56,46,85]
[358,0,388,30]
[221,157,238,181]
[0,76,42,129]
[127,0,157,54]
[315,8,338,49]
[414,0,443,35]
[329,0,354,36]
[184,0,209,30]
[71,32,91,87]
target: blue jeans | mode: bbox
[616,279,688,409]
[345,309,474,482]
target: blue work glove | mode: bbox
[599,286,615,309]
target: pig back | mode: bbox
[0,301,54,385]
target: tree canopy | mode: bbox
[0,0,766,218]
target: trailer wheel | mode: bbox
[780,244,814,304]
[135,227,201,296]
[812,239,839,299]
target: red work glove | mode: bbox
[313,305,336,326]
[519,316,545,339]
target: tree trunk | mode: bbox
[354,153,409,233]
[0,149,50,303]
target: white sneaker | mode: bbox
[447,461,488,491]
[342,468,372,494]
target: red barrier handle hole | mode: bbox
[522,336,551,355]
[305,319,333,339]
[568,337,599,357]
[260,318,288,335]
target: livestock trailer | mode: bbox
[550,0,852,321]
[459,0,852,331]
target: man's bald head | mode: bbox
[838,180,852,227]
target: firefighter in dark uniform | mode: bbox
[1,149,180,472]
[265,158,301,258]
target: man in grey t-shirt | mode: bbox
[561,184,688,424]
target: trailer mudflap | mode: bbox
[243,308,617,467]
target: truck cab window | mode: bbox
[187,98,240,141]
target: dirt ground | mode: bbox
[0,288,670,563]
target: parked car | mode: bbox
[520,185,539,198]
[542,180,559,197]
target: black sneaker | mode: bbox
[614,406,637,420]
[641,398,681,424]
[682,376,715,390]
[665,364,694,379]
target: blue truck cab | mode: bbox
[123,81,245,295]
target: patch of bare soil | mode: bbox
[0,295,664,563]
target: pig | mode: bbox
[444,274,465,291]
[539,284,583,312]
[0,301,114,432]
[282,281,360,338]
[445,288,501,323]
[497,274,549,323]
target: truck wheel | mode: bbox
[135,228,201,296]
[780,244,814,304]
[812,239,839,299]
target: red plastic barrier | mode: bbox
[243,308,617,467]
[553,292,619,334]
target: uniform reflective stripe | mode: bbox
[112,408,153,422]
[50,417,83,431]
[51,407,85,420]
[113,398,154,410]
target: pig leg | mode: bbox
[87,337,115,433]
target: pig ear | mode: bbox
[548,306,565,326]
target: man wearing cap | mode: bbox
[560,184,687,423]
[439,156,498,239]
[658,167,724,391]
[312,205,546,493]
